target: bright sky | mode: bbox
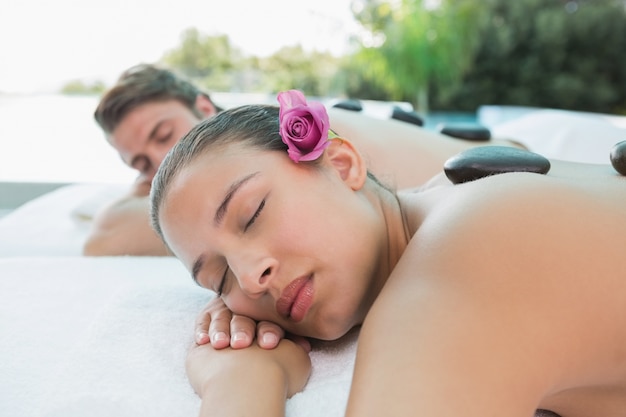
[0,0,360,94]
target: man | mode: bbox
[85,64,221,255]
[85,63,514,256]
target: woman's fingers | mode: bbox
[207,307,233,349]
[228,318,287,349]
[229,315,257,349]
[194,308,213,345]
[193,298,289,350]
[256,321,285,349]
[195,297,231,347]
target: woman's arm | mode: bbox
[187,340,311,417]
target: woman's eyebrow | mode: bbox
[214,172,260,226]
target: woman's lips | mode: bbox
[276,275,314,322]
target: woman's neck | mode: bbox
[369,184,412,295]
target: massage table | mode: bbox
[2,108,625,416]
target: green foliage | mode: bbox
[160,29,342,96]
[433,0,626,113]
[349,0,485,111]
[351,0,395,33]
[161,28,242,91]
[339,56,393,102]
[60,79,107,95]
[151,0,626,114]
[257,45,341,96]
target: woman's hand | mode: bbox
[187,338,312,417]
[196,297,311,351]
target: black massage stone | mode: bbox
[610,140,626,176]
[391,106,424,126]
[438,124,491,141]
[332,99,363,112]
[444,146,551,184]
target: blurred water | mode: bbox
[422,111,478,130]
[0,94,476,184]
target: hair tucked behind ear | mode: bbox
[151,105,289,238]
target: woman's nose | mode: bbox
[231,255,278,297]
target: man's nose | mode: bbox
[145,167,157,183]
[155,148,171,169]
[142,151,169,182]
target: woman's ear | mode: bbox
[194,94,218,119]
[324,138,367,190]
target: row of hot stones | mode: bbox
[330,99,626,183]
[444,141,626,184]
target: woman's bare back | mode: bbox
[349,167,626,417]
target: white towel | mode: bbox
[0,257,356,417]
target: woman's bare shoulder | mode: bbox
[405,170,626,250]
[395,171,626,337]
[388,173,626,341]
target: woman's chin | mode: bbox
[310,323,356,341]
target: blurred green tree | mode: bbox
[258,45,341,96]
[60,79,107,95]
[161,28,242,91]
[161,28,343,96]
[349,0,485,112]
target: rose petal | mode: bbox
[277,90,307,111]
[277,90,331,163]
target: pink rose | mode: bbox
[278,90,331,163]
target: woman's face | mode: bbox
[159,142,387,340]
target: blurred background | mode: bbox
[1,0,626,184]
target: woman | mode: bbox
[151,91,626,417]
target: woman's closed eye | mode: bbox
[217,266,229,296]
[245,199,265,231]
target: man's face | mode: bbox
[107,99,206,182]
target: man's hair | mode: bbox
[94,63,222,134]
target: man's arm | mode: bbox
[83,180,170,256]
[328,108,522,190]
